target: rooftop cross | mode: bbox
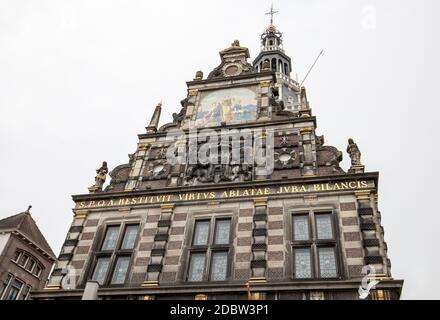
[265,3,278,25]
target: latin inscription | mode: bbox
[76,180,370,209]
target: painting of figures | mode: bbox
[195,86,258,127]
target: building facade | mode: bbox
[0,208,56,300]
[33,21,403,300]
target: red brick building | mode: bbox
[0,208,56,300]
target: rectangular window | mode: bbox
[193,220,210,245]
[5,286,20,300]
[120,225,138,250]
[0,274,12,299]
[292,211,339,279]
[214,219,231,245]
[5,279,23,300]
[188,253,206,282]
[22,285,31,300]
[26,259,36,273]
[111,256,130,284]
[18,254,29,267]
[90,223,139,287]
[12,251,21,262]
[293,215,310,241]
[316,214,333,240]
[294,248,312,279]
[187,217,232,282]
[92,257,111,285]
[101,226,120,251]
[210,251,228,281]
[318,247,337,278]
[33,265,42,278]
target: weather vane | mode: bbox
[265,2,278,25]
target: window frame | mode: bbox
[186,216,232,283]
[89,222,140,287]
[3,277,23,300]
[290,210,341,280]
[11,250,44,279]
[0,274,13,300]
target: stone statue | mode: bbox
[347,139,362,166]
[194,70,203,80]
[88,161,108,193]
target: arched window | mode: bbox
[271,58,277,71]
[11,250,44,278]
[284,63,289,75]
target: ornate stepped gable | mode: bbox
[103,40,347,193]
[35,9,402,301]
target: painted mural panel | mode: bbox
[195,86,258,127]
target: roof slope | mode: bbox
[0,211,56,259]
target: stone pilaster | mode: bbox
[250,198,268,280]
[299,127,317,176]
[355,191,389,277]
[143,204,175,286]
[45,209,89,290]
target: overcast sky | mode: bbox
[0,0,439,299]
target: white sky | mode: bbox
[1,0,439,299]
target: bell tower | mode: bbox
[253,5,300,112]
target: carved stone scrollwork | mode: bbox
[148,145,169,160]
[318,145,344,174]
[275,134,298,148]
[144,160,168,180]
[274,148,297,169]
[207,41,256,80]
[104,163,130,192]
[183,163,253,186]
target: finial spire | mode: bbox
[146,101,162,133]
[265,2,278,25]
[26,205,32,213]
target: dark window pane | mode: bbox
[5,286,20,300]
[214,220,231,245]
[0,274,12,299]
[92,257,110,285]
[26,259,36,272]
[111,256,130,284]
[121,225,138,250]
[293,215,309,241]
[13,251,21,262]
[22,285,31,300]
[101,226,120,250]
[316,214,333,240]
[210,252,228,281]
[18,254,29,267]
[1,274,12,298]
[193,221,210,245]
[319,247,337,278]
[188,253,206,282]
[33,265,42,277]
[294,248,312,278]
[5,279,23,300]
